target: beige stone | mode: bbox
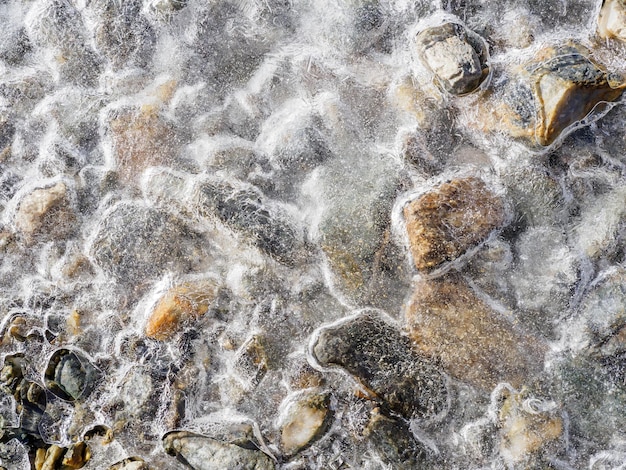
[109,105,178,183]
[403,177,506,273]
[15,182,76,242]
[405,275,547,391]
[499,390,563,464]
[599,0,626,41]
[145,279,220,341]
[280,391,331,456]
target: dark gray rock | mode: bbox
[44,349,99,402]
[311,309,448,420]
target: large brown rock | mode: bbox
[494,43,626,147]
[403,177,506,273]
[405,275,547,391]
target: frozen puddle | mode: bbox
[1,0,626,469]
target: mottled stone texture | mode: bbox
[406,275,547,391]
[312,310,448,419]
[403,177,506,272]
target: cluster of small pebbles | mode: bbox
[1,0,626,469]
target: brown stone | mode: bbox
[279,391,332,456]
[109,105,178,183]
[493,43,626,147]
[15,182,76,242]
[403,177,506,273]
[405,275,547,391]
[145,279,220,341]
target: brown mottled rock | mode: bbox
[108,105,178,183]
[403,177,506,273]
[145,279,220,341]
[279,390,332,456]
[493,43,626,147]
[15,182,76,243]
[405,275,547,391]
[599,0,626,41]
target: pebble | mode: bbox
[498,389,563,465]
[278,390,332,456]
[14,181,77,243]
[363,408,435,469]
[416,22,489,95]
[403,177,507,273]
[108,457,149,470]
[145,278,221,341]
[34,442,91,470]
[163,430,275,470]
[311,309,448,419]
[90,202,196,284]
[233,334,269,390]
[107,104,179,184]
[495,43,626,147]
[44,349,99,402]
[406,275,547,391]
[598,0,626,41]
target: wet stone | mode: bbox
[311,309,448,420]
[416,22,489,95]
[403,177,507,273]
[498,389,564,466]
[90,202,197,284]
[163,430,275,470]
[108,457,149,470]
[406,275,547,391]
[363,408,435,470]
[145,278,221,341]
[279,390,332,456]
[195,178,304,265]
[14,181,77,243]
[598,0,626,41]
[497,43,626,147]
[44,349,99,402]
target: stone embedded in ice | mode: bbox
[403,177,507,273]
[90,202,197,284]
[573,185,626,260]
[362,408,435,470]
[233,335,270,390]
[416,22,490,96]
[108,457,149,470]
[145,278,221,341]
[598,0,626,41]
[311,309,448,420]
[406,275,547,391]
[494,43,626,147]
[106,104,180,184]
[509,226,578,324]
[44,349,99,402]
[498,389,563,466]
[195,178,304,266]
[278,390,332,456]
[14,181,77,244]
[163,430,275,470]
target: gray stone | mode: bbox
[195,178,304,266]
[311,309,448,420]
[163,431,275,470]
[108,457,149,470]
[90,202,197,284]
[44,349,99,402]
[416,22,489,95]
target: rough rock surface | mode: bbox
[496,43,626,147]
[311,309,448,419]
[406,275,547,391]
[163,431,275,470]
[403,177,507,273]
[416,22,489,95]
[145,279,221,341]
